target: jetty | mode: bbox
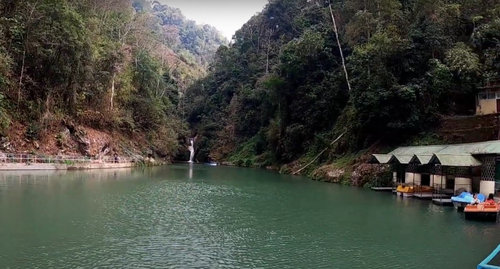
[370,187,395,192]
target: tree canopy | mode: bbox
[184,0,500,165]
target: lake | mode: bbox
[0,164,498,268]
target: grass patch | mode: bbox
[405,132,443,146]
[228,133,273,168]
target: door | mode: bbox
[421,174,431,186]
[496,99,500,113]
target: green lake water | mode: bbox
[0,164,499,268]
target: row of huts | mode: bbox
[371,140,500,196]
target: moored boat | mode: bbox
[451,192,475,212]
[396,185,415,197]
[464,202,500,222]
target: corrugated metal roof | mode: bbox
[409,154,433,164]
[370,154,392,164]
[371,140,500,167]
[390,145,448,155]
[389,155,414,164]
[429,154,482,167]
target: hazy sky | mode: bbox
[161,0,269,40]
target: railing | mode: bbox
[0,153,135,164]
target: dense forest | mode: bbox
[185,0,500,172]
[0,0,499,174]
[0,0,225,158]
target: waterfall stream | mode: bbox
[188,138,195,163]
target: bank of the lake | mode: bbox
[0,164,498,268]
[0,162,136,171]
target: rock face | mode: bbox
[351,163,391,187]
[312,164,347,183]
[63,120,91,156]
[0,137,11,151]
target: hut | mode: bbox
[371,140,500,196]
[476,79,500,115]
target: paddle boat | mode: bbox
[396,185,415,197]
[451,192,475,212]
[396,184,433,197]
[478,244,500,269]
[464,200,500,222]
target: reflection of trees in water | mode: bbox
[0,169,138,190]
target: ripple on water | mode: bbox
[2,166,500,268]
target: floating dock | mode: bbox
[413,193,450,200]
[432,198,453,206]
[370,187,395,192]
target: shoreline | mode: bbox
[0,162,137,171]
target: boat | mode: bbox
[464,202,500,222]
[451,192,474,211]
[478,244,500,269]
[396,185,415,197]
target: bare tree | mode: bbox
[18,0,40,104]
[329,3,352,92]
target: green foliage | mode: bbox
[185,0,500,165]
[25,122,40,141]
[0,0,205,157]
[0,93,10,135]
[152,4,227,67]
[63,160,75,166]
[229,132,271,168]
[445,43,481,77]
[0,49,11,89]
[131,50,179,131]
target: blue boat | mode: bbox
[452,192,473,211]
[451,192,485,211]
[478,244,500,269]
[452,191,474,203]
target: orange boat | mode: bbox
[396,185,433,197]
[396,185,414,197]
[464,203,500,221]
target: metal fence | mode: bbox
[0,153,134,164]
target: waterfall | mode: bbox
[188,138,195,163]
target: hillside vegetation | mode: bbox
[0,0,225,158]
[185,0,500,172]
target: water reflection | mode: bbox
[189,163,193,179]
[1,165,500,269]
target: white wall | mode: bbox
[454,177,472,193]
[480,181,495,197]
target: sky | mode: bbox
[161,0,269,40]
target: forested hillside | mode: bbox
[0,0,224,158]
[185,0,500,170]
[151,2,227,67]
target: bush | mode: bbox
[0,93,10,135]
[26,122,40,141]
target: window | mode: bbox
[488,93,496,99]
[479,93,488,100]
